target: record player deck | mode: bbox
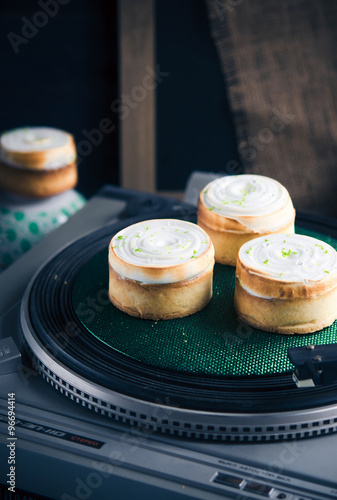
[1,182,337,500]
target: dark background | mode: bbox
[0,0,238,199]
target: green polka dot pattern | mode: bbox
[0,191,85,269]
[72,226,337,377]
[6,229,16,242]
[28,222,39,235]
[14,212,24,221]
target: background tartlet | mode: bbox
[0,127,77,197]
[198,174,295,266]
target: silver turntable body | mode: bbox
[1,181,337,500]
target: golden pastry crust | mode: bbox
[108,219,215,320]
[234,234,337,334]
[198,192,295,233]
[234,280,337,334]
[0,161,77,197]
[197,175,295,266]
[108,264,213,320]
[198,217,294,267]
[236,254,337,300]
[109,236,214,284]
[1,133,76,170]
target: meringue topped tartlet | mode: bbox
[0,127,77,197]
[108,219,215,320]
[234,233,337,334]
[198,174,295,266]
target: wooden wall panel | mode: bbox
[118,0,156,193]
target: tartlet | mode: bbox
[197,174,295,266]
[0,127,77,197]
[234,233,337,334]
[108,219,215,320]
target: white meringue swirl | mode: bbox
[0,127,76,169]
[201,175,294,231]
[239,234,337,283]
[113,219,209,265]
[1,127,69,151]
[111,219,212,283]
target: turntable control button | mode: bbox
[213,472,245,488]
[243,480,274,496]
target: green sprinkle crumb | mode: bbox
[281,248,297,258]
[245,247,252,255]
[324,270,330,274]
[263,259,269,265]
[208,206,215,211]
[135,248,142,252]
[117,235,124,240]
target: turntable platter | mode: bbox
[19,210,337,441]
[73,226,337,378]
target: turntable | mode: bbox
[1,181,337,500]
